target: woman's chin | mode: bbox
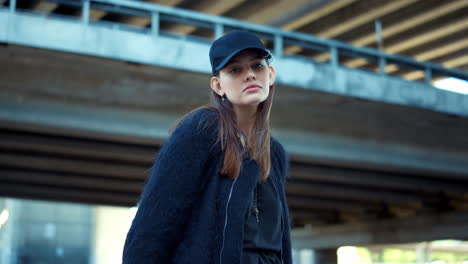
[235,100,267,108]
[243,94,268,105]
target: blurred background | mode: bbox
[1,0,468,263]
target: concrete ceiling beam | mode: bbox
[319,0,419,40]
[290,205,419,226]
[367,242,468,254]
[226,0,310,25]
[383,37,468,74]
[290,165,468,194]
[152,0,185,5]
[165,0,247,35]
[346,17,468,68]
[404,54,468,80]
[0,181,137,206]
[432,54,468,69]
[89,9,107,21]
[353,0,468,48]
[314,0,468,62]
[0,168,142,193]
[0,129,156,164]
[121,0,184,27]
[0,152,148,180]
[290,210,342,226]
[292,210,468,249]
[287,195,374,212]
[32,1,58,13]
[282,0,357,31]
[286,181,427,205]
[285,0,419,55]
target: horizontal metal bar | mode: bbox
[39,0,83,7]
[283,37,329,53]
[91,2,151,17]
[338,48,380,62]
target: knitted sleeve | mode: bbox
[123,108,218,264]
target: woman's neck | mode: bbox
[233,105,257,139]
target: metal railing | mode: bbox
[5,0,468,85]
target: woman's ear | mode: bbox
[268,65,276,86]
[210,76,224,96]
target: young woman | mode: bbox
[123,30,292,264]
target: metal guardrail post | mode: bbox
[375,20,383,51]
[151,12,160,36]
[425,67,432,85]
[214,23,224,39]
[9,0,16,12]
[274,34,283,57]
[82,0,90,24]
[330,46,338,67]
[379,56,386,75]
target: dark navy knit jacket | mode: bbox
[123,108,292,264]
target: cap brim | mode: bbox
[214,47,271,73]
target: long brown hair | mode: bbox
[210,79,274,181]
[174,58,274,181]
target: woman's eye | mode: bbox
[230,67,240,73]
[254,63,264,69]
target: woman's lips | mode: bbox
[244,85,261,92]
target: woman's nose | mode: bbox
[245,69,256,81]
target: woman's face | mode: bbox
[210,50,275,108]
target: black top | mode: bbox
[123,108,293,264]
[243,175,283,264]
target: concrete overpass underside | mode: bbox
[2,0,468,77]
[1,43,468,249]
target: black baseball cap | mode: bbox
[209,30,272,75]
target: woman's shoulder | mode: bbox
[171,107,219,140]
[270,136,289,180]
[270,137,287,161]
[187,107,219,126]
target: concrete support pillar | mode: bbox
[314,248,338,264]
